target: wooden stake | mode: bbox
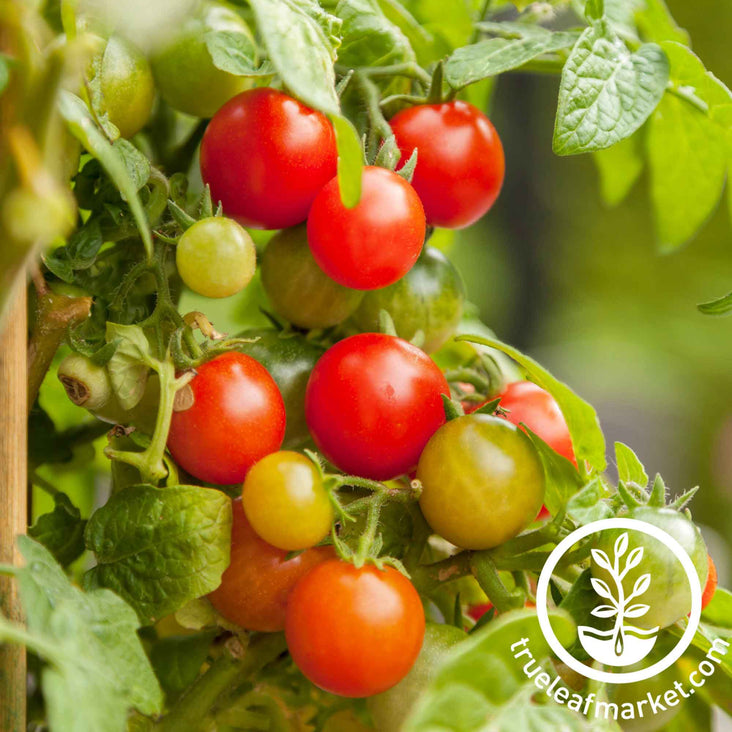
[0,281,27,732]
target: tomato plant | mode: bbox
[305,333,449,480]
[307,166,426,290]
[2,1,731,730]
[167,351,286,485]
[200,88,338,229]
[285,560,425,697]
[208,498,334,632]
[390,100,505,229]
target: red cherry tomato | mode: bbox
[200,88,337,229]
[390,101,505,229]
[307,166,426,290]
[305,333,449,480]
[167,351,286,484]
[285,560,425,697]
[498,381,576,466]
[702,554,718,610]
[208,499,334,631]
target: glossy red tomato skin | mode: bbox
[390,101,505,229]
[200,88,337,229]
[498,381,576,466]
[702,554,718,610]
[285,560,426,697]
[307,166,426,290]
[167,352,286,484]
[208,499,334,632]
[305,334,449,480]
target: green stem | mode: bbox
[154,634,287,732]
[471,0,492,44]
[353,493,386,567]
[104,361,190,484]
[354,72,393,157]
[471,552,524,612]
[342,63,431,87]
[29,472,59,497]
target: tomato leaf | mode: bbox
[698,290,732,317]
[0,537,163,731]
[247,0,341,116]
[647,42,730,252]
[523,426,584,516]
[614,442,648,487]
[28,492,87,567]
[456,334,607,471]
[592,133,644,207]
[330,114,363,208]
[58,92,153,258]
[403,609,577,730]
[84,484,232,624]
[567,478,614,524]
[553,21,668,155]
[635,0,690,46]
[150,630,218,697]
[446,27,578,89]
[204,30,266,76]
[111,139,151,195]
[105,323,152,410]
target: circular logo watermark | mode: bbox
[535,518,702,684]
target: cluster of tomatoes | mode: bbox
[158,84,599,698]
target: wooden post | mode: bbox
[0,281,27,732]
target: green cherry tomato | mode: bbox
[235,329,325,448]
[351,246,465,353]
[593,506,708,630]
[417,414,545,550]
[367,622,467,731]
[176,217,256,298]
[261,225,363,329]
[242,451,334,551]
[57,353,113,412]
[151,3,255,118]
[97,36,155,139]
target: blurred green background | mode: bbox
[449,0,732,584]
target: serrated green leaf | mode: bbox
[28,493,86,567]
[204,29,269,76]
[553,23,668,155]
[84,484,232,624]
[330,114,363,207]
[58,91,152,257]
[105,323,151,410]
[523,427,584,516]
[150,630,217,696]
[247,0,340,115]
[445,30,578,89]
[647,94,726,252]
[614,441,648,486]
[1,537,163,731]
[336,0,415,69]
[111,139,151,194]
[592,132,644,206]
[403,609,577,731]
[635,0,690,45]
[567,478,614,524]
[456,334,606,471]
[375,0,436,65]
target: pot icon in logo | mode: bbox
[578,533,660,666]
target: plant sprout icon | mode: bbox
[578,533,661,667]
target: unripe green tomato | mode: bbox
[58,354,113,412]
[96,35,155,138]
[352,247,465,353]
[261,224,363,329]
[242,451,333,551]
[235,329,324,448]
[417,415,545,550]
[176,217,256,298]
[367,623,467,731]
[593,507,708,630]
[151,3,255,118]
